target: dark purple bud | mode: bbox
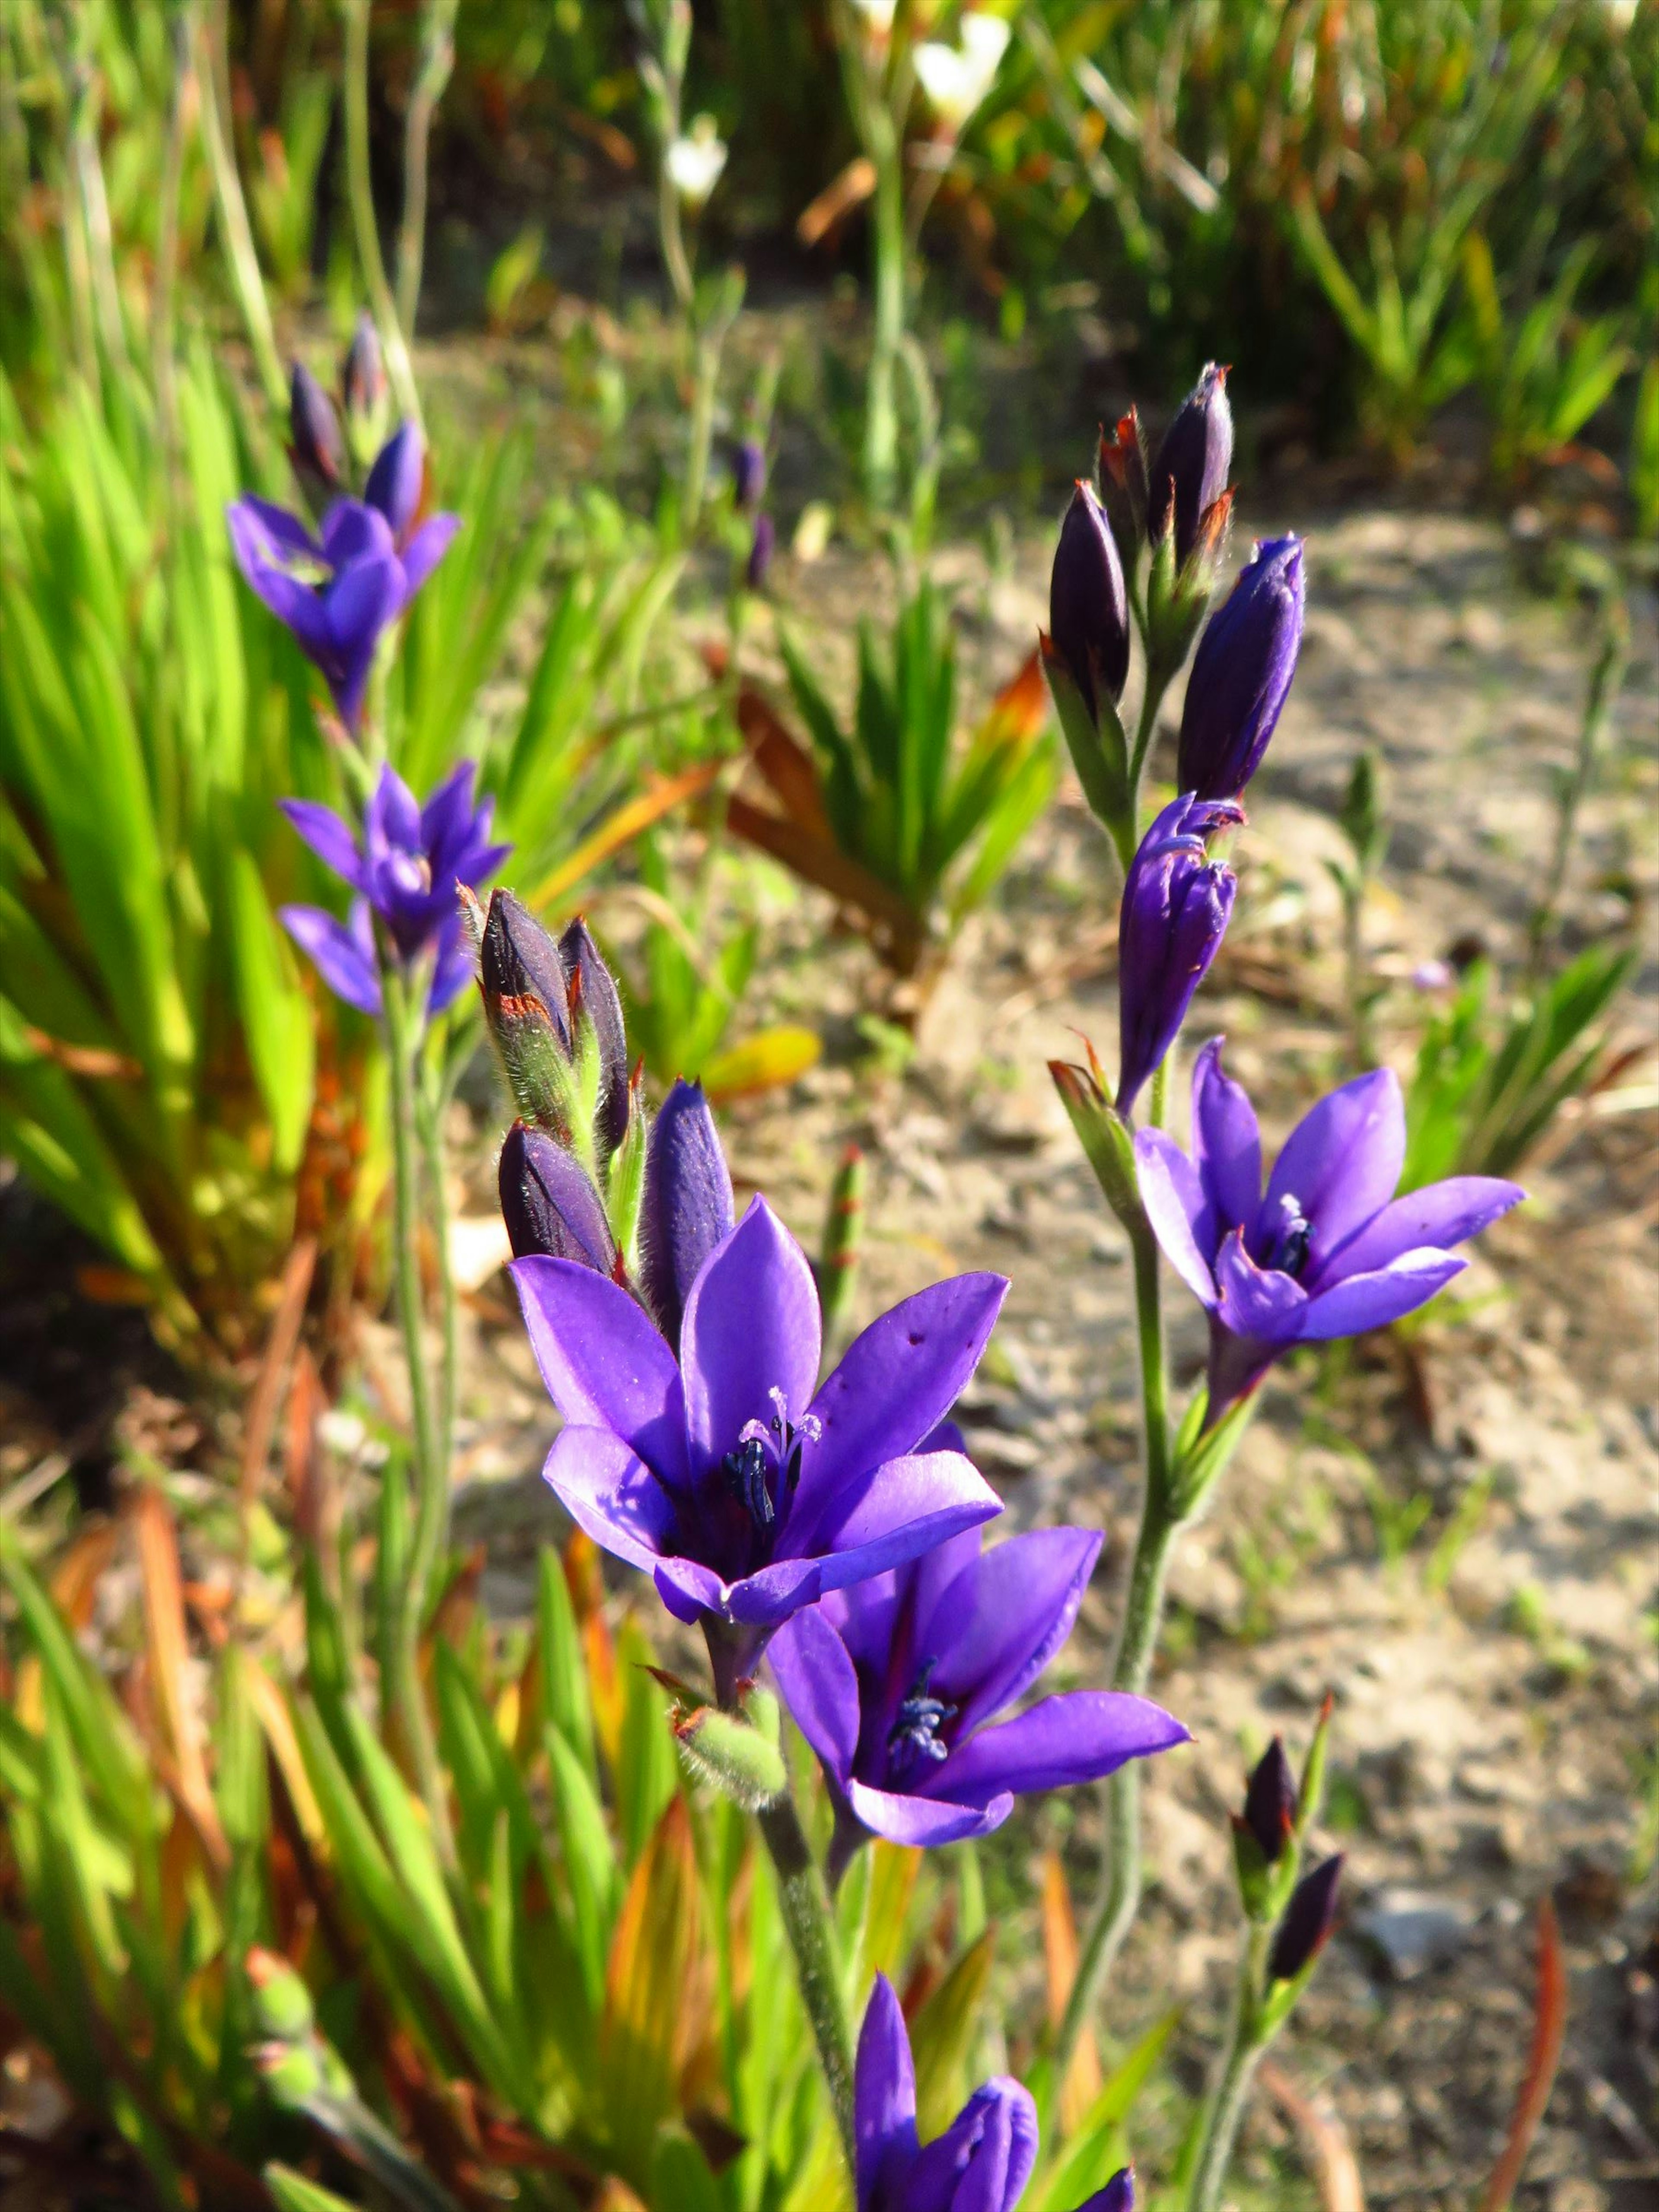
[558,918,630,1160]
[1116,794,1242,1118]
[289,362,346,505]
[733,437,767,515]
[499,1121,617,1271]
[480,889,569,1051]
[640,1078,734,1345]
[341,311,386,424]
[1268,1853,1344,1982]
[1049,482,1130,723]
[1176,536,1305,801]
[1098,407,1148,563]
[364,421,426,547]
[746,512,776,593]
[1072,2172,1135,2212]
[1148,362,1233,569]
[1243,1737,1298,1864]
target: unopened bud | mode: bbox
[246,1946,316,2041]
[1268,1853,1344,1983]
[1074,2171,1135,2212]
[1148,362,1233,570]
[340,311,388,460]
[746,512,776,593]
[1176,535,1304,801]
[1098,408,1148,566]
[289,363,346,509]
[499,1121,617,1272]
[363,420,426,547]
[1243,1736,1298,1866]
[640,1079,734,1344]
[479,888,573,1135]
[1049,481,1130,724]
[732,437,767,515]
[674,1702,786,1809]
[558,918,630,1161]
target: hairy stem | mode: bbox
[756,1792,857,2167]
[1187,1924,1272,2212]
[340,0,421,423]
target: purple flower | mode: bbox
[1117,795,1242,1119]
[227,485,458,731]
[855,1974,1038,2212]
[279,761,509,1017]
[1048,482,1130,725]
[511,1198,1007,1669]
[1148,362,1233,569]
[769,1523,1188,1853]
[746,512,777,592]
[639,1078,737,1344]
[1176,537,1304,801]
[732,436,767,515]
[1135,1041,1524,1421]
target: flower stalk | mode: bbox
[340,0,421,423]
[395,0,459,339]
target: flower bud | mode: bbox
[1243,1737,1298,1865]
[1074,2172,1135,2212]
[499,1121,617,1272]
[479,888,572,1132]
[1148,362,1233,570]
[746,512,776,593]
[558,918,630,1161]
[1116,795,1242,1118]
[1098,407,1149,566]
[1049,481,1130,724]
[1176,536,1304,801]
[640,1078,734,1344]
[246,1946,316,2041]
[363,420,426,547]
[1268,1853,1344,1983]
[288,362,346,509]
[340,311,388,461]
[732,437,766,515]
[674,1702,786,1809]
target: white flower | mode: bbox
[913,11,1010,132]
[666,114,728,210]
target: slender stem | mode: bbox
[1050,1215,1176,2098]
[380,962,449,1854]
[340,0,422,424]
[682,323,720,535]
[756,1792,857,2166]
[657,153,695,315]
[195,0,286,408]
[1127,668,1173,839]
[415,1067,458,1485]
[864,114,906,508]
[153,10,193,459]
[1187,1925,1272,2212]
[395,0,458,339]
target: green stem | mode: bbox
[756,1792,857,2168]
[1127,668,1173,839]
[1187,1925,1272,2212]
[380,962,449,1856]
[340,0,422,423]
[195,0,286,409]
[152,9,192,460]
[682,322,720,535]
[864,118,906,509]
[395,0,458,338]
[1049,1215,1177,2097]
[415,1067,458,1483]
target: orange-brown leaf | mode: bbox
[600,1796,709,2172]
[133,1484,229,1872]
[528,764,724,913]
[1480,1898,1568,2212]
[1041,1852,1101,2126]
[733,683,829,835]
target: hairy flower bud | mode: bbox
[1176,535,1305,801]
[364,420,426,547]
[1268,1853,1344,1983]
[559,918,630,1161]
[1049,482,1130,724]
[1116,795,1242,1118]
[289,362,346,509]
[499,1120,616,1271]
[1148,362,1233,570]
[1098,407,1149,566]
[1243,1737,1298,1864]
[639,1078,734,1344]
[479,889,573,1129]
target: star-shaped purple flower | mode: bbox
[227,423,456,730]
[279,760,509,1018]
[856,1973,1038,2212]
[770,1524,1187,1857]
[510,1198,1007,1678]
[1135,1039,1524,1421]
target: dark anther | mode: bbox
[1268,1195,1313,1279]
[887,1661,956,1770]
[723,1436,775,1530]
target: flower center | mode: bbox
[887,1660,956,1776]
[1266,1193,1313,1278]
[719,1387,820,1543]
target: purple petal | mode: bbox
[844,1777,1012,1850]
[1135,1129,1219,1309]
[680,1197,821,1478]
[653,1556,728,1624]
[906,2078,1037,2212]
[234,550,333,661]
[1297,1249,1466,1340]
[792,1273,1008,1541]
[1074,2171,1136,2212]
[1214,1230,1307,1345]
[928,1691,1189,1808]
[923,1527,1102,1741]
[640,1079,734,1344]
[509,1255,690,1487]
[400,513,460,601]
[228,494,321,564]
[320,498,396,568]
[279,798,364,890]
[323,557,404,726]
[1261,1067,1404,1268]
[768,1608,860,1783]
[364,420,425,541]
[280,903,381,1015]
[1312,1175,1523,1287]
[541,1427,677,1576]
[419,760,479,867]
[721,1555,828,1627]
[1192,1038,1262,1233]
[855,1977,918,2212]
[427,918,478,1015]
[365,763,423,857]
[809,1450,1002,1595]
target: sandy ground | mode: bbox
[445,500,1659,2209]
